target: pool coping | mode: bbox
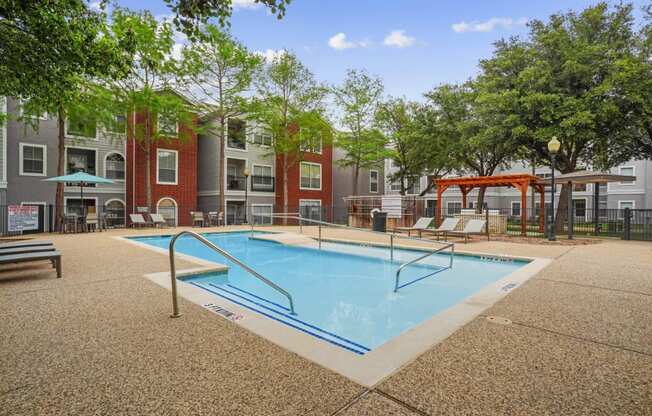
[119,231,551,387]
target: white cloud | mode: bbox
[452,17,528,33]
[255,49,287,62]
[327,33,369,50]
[232,0,262,10]
[383,30,416,48]
[89,1,102,11]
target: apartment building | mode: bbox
[4,97,127,231]
[197,116,277,225]
[0,98,7,205]
[276,136,333,221]
[331,147,384,223]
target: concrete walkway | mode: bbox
[1,227,650,415]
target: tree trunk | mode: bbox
[55,106,65,231]
[555,183,570,233]
[145,110,152,211]
[218,118,226,218]
[476,186,487,212]
[352,164,360,196]
[283,154,288,226]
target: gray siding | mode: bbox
[332,147,384,221]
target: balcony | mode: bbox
[227,174,246,191]
[251,175,275,192]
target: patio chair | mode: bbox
[393,217,434,238]
[446,219,487,243]
[0,240,53,249]
[61,214,78,234]
[129,214,148,228]
[191,211,205,227]
[0,250,62,278]
[85,212,99,232]
[207,211,224,226]
[150,213,168,228]
[426,218,461,240]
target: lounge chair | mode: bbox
[427,218,461,240]
[207,211,223,226]
[191,211,205,227]
[0,240,53,249]
[0,251,62,278]
[0,246,56,255]
[129,214,148,228]
[446,219,488,243]
[393,217,434,238]
[150,213,168,228]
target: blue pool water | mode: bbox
[132,232,526,354]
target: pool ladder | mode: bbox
[394,243,454,292]
[168,231,296,318]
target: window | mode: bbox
[252,165,273,191]
[104,153,125,180]
[227,118,246,150]
[511,202,521,217]
[406,177,420,195]
[107,114,127,135]
[390,180,401,192]
[67,112,96,138]
[300,200,321,220]
[157,198,177,226]
[65,198,96,216]
[19,143,46,176]
[300,162,321,190]
[573,199,586,220]
[158,113,178,137]
[157,149,177,184]
[619,166,635,184]
[536,172,552,179]
[369,170,379,193]
[66,148,96,175]
[252,129,272,146]
[19,100,48,120]
[252,205,273,225]
[447,201,462,215]
[105,200,125,227]
[573,183,588,192]
[301,136,322,154]
[618,201,634,210]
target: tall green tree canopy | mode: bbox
[332,69,389,195]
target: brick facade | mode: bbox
[275,145,333,221]
[126,113,198,226]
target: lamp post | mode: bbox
[243,168,250,224]
[547,136,561,241]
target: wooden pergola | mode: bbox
[435,174,546,236]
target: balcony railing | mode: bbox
[227,175,246,191]
[251,175,275,192]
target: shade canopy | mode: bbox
[43,172,114,184]
[537,170,635,185]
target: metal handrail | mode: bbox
[394,243,454,292]
[253,214,455,290]
[169,230,295,318]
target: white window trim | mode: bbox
[446,201,462,212]
[18,99,48,121]
[19,143,47,177]
[618,166,635,185]
[618,200,635,210]
[64,196,99,215]
[226,118,248,152]
[299,161,322,191]
[510,201,522,217]
[251,203,273,225]
[299,199,322,205]
[301,133,322,154]
[65,115,98,140]
[156,197,178,226]
[104,113,128,136]
[251,163,274,193]
[103,152,126,182]
[225,156,248,194]
[252,129,273,148]
[369,169,379,194]
[157,114,179,137]
[105,198,126,207]
[156,149,178,185]
[64,145,99,178]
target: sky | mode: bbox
[113,0,650,101]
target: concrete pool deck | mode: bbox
[1,226,650,415]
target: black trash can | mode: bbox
[372,212,388,232]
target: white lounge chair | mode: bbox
[129,214,148,228]
[447,219,487,243]
[393,217,434,237]
[150,213,168,228]
[191,211,205,227]
[429,218,461,240]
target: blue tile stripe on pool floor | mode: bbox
[226,283,292,312]
[189,282,369,355]
[206,283,371,352]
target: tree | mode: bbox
[1,1,133,230]
[375,98,424,196]
[107,8,195,211]
[332,69,389,195]
[252,52,331,216]
[165,0,291,35]
[181,25,262,217]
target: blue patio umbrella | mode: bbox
[43,172,114,213]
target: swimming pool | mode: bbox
[131,231,527,355]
